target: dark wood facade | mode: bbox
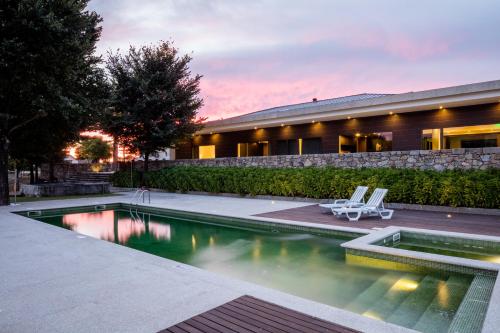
[177,103,500,159]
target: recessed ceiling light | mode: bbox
[254,127,258,130]
[347,116,351,120]
[389,112,394,115]
[281,123,284,127]
[439,105,444,109]
[312,120,315,123]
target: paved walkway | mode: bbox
[256,204,500,236]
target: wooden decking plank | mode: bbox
[199,312,256,333]
[214,305,279,333]
[240,296,356,332]
[220,303,295,333]
[183,318,222,333]
[255,205,500,236]
[231,298,319,333]
[191,315,242,333]
[162,296,361,333]
[176,322,206,333]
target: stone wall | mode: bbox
[131,147,500,171]
[45,147,499,177]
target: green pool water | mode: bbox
[382,237,500,264]
[32,208,478,333]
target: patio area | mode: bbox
[256,204,500,236]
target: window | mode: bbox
[199,145,215,159]
[421,129,441,150]
[238,142,269,157]
[276,139,299,155]
[443,124,499,149]
[237,143,248,157]
[422,124,500,150]
[302,138,322,154]
[339,132,392,153]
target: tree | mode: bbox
[105,41,204,172]
[77,138,111,163]
[0,0,104,204]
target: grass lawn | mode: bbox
[9,193,120,203]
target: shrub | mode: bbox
[111,166,500,209]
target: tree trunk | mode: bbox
[49,160,55,182]
[0,135,10,206]
[30,164,35,184]
[144,152,149,172]
[34,164,39,183]
[112,136,119,171]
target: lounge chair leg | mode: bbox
[380,209,394,220]
[346,211,361,222]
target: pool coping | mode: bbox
[5,194,500,333]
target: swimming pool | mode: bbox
[19,205,494,333]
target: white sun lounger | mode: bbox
[318,186,368,213]
[332,188,394,222]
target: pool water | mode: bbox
[382,237,500,264]
[34,208,475,333]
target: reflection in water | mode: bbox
[38,209,473,333]
[62,210,171,243]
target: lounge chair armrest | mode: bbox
[333,199,349,204]
[346,202,364,208]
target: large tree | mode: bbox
[0,0,104,205]
[106,42,204,172]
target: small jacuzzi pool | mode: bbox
[377,231,500,263]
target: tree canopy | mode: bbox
[77,138,112,163]
[0,0,105,205]
[105,42,204,171]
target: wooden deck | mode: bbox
[160,295,360,333]
[256,205,500,236]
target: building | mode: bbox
[176,80,500,160]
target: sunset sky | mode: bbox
[88,0,500,120]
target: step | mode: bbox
[387,275,442,328]
[361,274,424,321]
[413,275,472,333]
[447,274,496,333]
[345,272,402,314]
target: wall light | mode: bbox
[254,127,258,130]
[389,112,394,115]
[439,105,444,109]
[347,116,351,120]
[312,120,316,123]
[355,133,361,137]
[209,132,213,135]
[281,123,284,127]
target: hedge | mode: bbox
[111,166,500,209]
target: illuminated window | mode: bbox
[199,145,215,159]
[421,129,441,150]
[237,143,248,157]
[443,124,499,149]
[238,142,269,157]
[422,124,500,150]
[339,133,392,153]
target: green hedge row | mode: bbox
[111,166,500,209]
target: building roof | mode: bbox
[199,79,500,134]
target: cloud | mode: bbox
[88,0,500,120]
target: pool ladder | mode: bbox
[129,188,151,223]
[130,188,151,205]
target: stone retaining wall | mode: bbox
[45,147,500,176]
[130,147,500,171]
